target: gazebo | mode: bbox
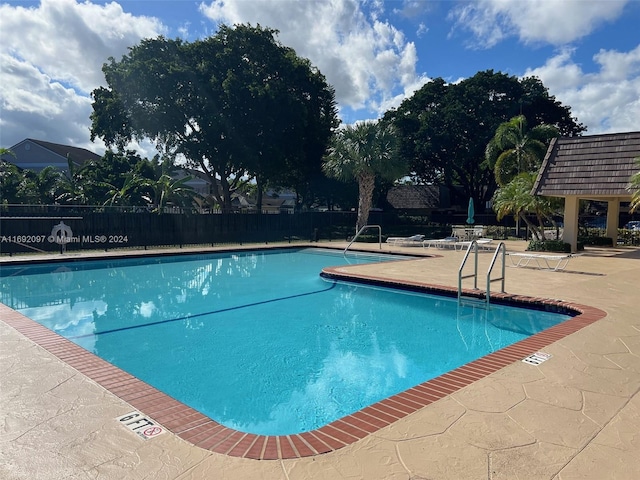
[532,131,640,253]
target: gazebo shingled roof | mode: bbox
[532,131,640,252]
[533,131,640,199]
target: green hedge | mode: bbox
[527,239,584,253]
[579,236,613,247]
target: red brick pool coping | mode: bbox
[0,264,606,461]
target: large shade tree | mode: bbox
[385,70,585,211]
[90,24,339,212]
[323,120,407,232]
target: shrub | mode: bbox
[527,239,578,253]
[578,236,613,247]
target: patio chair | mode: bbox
[471,225,486,238]
[451,226,468,240]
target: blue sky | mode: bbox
[1,0,639,157]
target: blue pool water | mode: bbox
[0,248,569,435]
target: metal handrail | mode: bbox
[458,240,479,298]
[486,242,506,303]
[343,224,382,254]
[458,240,506,306]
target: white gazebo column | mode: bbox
[606,198,620,245]
[563,196,580,253]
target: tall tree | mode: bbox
[385,70,584,211]
[486,115,559,186]
[90,25,338,212]
[323,121,407,232]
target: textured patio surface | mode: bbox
[1,240,639,479]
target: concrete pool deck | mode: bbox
[1,240,639,479]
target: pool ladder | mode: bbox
[343,225,382,254]
[458,240,506,307]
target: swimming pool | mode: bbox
[0,248,570,437]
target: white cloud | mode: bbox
[594,46,640,81]
[1,0,165,93]
[0,0,165,151]
[199,0,427,119]
[524,46,640,134]
[444,0,639,135]
[0,53,95,149]
[1,0,636,154]
[450,0,628,48]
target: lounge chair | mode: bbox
[453,238,493,251]
[424,237,493,251]
[422,237,458,249]
[507,252,581,271]
[386,234,425,247]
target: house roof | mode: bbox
[533,131,640,198]
[386,185,441,210]
[1,138,102,171]
[24,138,102,165]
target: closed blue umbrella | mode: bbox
[467,198,475,225]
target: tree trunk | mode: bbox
[256,177,264,215]
[219,177,233,213]
[356,171,375,233]
[519,212,543,240]
[197,158,227,213]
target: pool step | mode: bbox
[458,294,489,308]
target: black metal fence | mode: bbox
[0,211,310,255]
[0,204,492,255]
[2,204,591,255]
[0,204,360,253]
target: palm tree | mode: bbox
[102,173,151,207]
[322,120,407,232]
[486,115,559,186]
[629,157,640,213]
[146,174,199,214]
[492,172,559,240]
[56,154,90,204]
